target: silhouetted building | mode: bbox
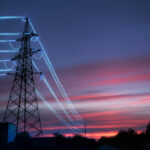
[0,122,16,146]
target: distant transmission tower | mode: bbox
[3,17,42,136]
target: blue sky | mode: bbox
[0,0,150,138]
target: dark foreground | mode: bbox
[1,122,150,150]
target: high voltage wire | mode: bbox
[0,59,10,62]
[29,19,84,126]
[0,16,23,19]
[0,73,6,76]
[3,17,43,136]
[0,40,15,42]
[0,16,84,132]
[32,61,81,129]
[0,69,13,72]
[35,89,79,133]
[0,33,21,36]
[0,59,81,131]
[0,58,82,129]
[0,50,18,53]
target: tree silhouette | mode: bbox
[146,122,150,135]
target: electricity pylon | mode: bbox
[3,17,42,136]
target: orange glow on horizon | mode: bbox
[42,131,118,140]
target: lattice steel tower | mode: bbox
[3,17,42,136]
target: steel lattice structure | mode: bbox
[0,16,84,135]
[2,17,42,136]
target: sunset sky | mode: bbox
[0,0,150,139]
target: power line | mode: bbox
[2,17,42,136]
